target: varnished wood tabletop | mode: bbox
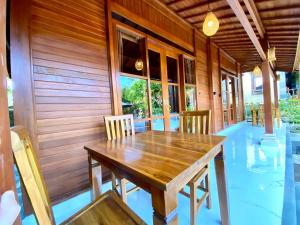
[85,131,229,225]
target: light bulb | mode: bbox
[135,59,143,71]
[253,66,261,76]
[203,12,219,36]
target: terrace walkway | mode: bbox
[22,122,290,225]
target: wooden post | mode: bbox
[261,61,273,134]
[0,0,20,223]
[207,39,215,133]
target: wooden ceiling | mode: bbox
[163,0,300,72]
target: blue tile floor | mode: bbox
[23,122,289,225]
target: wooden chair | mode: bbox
[11,126,145,225]
[101,115,139,203]
[179,110,211,225]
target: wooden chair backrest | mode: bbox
[179,110,211,134]
[10,126,54,225]
[104,114,135,140]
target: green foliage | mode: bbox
[150,82,163,116]
[279,99,300,124]
[122,78,148,118]
[185,86,196,111]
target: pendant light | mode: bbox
[203,3,219,36]
[135,59,144,71]
[268,47,276,62]
[253,66,261,76]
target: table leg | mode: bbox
[214,145,230,225]
[151,187,178,225]
[88,154,102,201]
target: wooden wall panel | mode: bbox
[112,0,194,52]
[14,0,111,202]
[195,33,210,110]
[211,45,223,132]
[220,50,236,75]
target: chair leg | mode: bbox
[120,178,127,204]
[205,170,212,209]
[190,181,197,225]
[111,172,117,192]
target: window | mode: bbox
[167,56,179,114]
[183,57,196,111]
[119,32,145,76]
[184,58,196,84]
[149,50,163,117]
[185,86,196,111]
[121,76,149,119]
[167,57,178,83]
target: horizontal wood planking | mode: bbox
[195,34,210,110]
[211,45,223,132]
[30,0,111,201]
[112,0,194,52]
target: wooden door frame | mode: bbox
[110,19,193,131]
[221,70,238,127]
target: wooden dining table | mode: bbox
[85,131,230,225]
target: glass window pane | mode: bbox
[153,119,164,131]
[121,76,149,119]
[167,57,178,83]
[120,36,143,76]
[168,85,179,114]
[185,86,196,111]
[149,50,161,81]
[184,58,196,84]
[150,82,163,116]
[170,116,180,131]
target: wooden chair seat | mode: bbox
[179,110,212,225]
[61,190,145,225]
[11,126,145,225]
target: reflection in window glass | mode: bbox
[184,58,196,84]
[185,86,196,111]
[151,82,163,116]
[170,116,180,131]
[168,85,179,114]
[149,50,161,81]
[120,36,143,76]
[134,121,151,133]
[121,76,148,119]
[153,119,164,131]
[167,57,178,83]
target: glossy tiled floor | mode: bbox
[23,122,288,225]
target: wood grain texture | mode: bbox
[111,0,194,52]
[0,1,19,218]
[195,33,210,111]
[61,190,146,225]
[11,0,112,202]
[85,131,227,225]
[211,45,223,132]
[11,126,145,225]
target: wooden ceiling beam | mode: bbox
[243,0,265,38]
[293,32,300,71]
[183,5,230,20]
[226,0,266,60]
[176,0,222,14]
[166,0,183,6]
